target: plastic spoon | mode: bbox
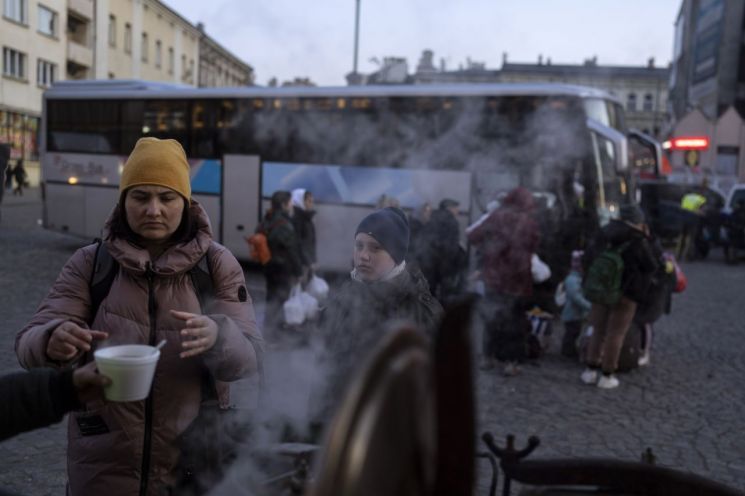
[154,339,167,353]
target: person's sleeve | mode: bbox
[200,245,264,382]
[0,368,78,442]
[293,218,312,266]
[566,276,592,312]
[15,247,95,370]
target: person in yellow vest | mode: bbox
[678,189,707,261]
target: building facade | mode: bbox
[666,0,745,188]
[197,22,253,88]
[1,0,253,184]
[668,0,745,122]
[1,0,66,172]
[498,58,669,138]
[353,49,669,138]
[95,0,200,84]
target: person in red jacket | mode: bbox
[467,187,539,376]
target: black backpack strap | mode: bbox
[189,245,215,314]
[89,239,118,325]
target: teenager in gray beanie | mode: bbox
[314,207,442,432]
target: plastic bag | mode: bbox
[298,290,319,321]
[306,275,329,302]
[531,254,551,283]
[283,285,306,326]
[554,281,566,307]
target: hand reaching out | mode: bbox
[170,310,218,359]
[72,361,111,404]
[47,322,108,362]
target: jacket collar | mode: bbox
[102,200,213,275]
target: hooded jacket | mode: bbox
[15,202,262,496]
[467,188,539,297]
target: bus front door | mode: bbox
[222,154,262,261]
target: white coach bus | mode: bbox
[40,80,659,272]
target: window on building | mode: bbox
[168,47,174,74]
[181,54,187,81]
[108,72,115,79]
[36,59,55,87]
[155,40,161,68]
[3,0,27,24]
[627,93,637,112]
[141,33,148,62]
[189,59,194,83]
[37,5,56,36]
[124,23,132,53]
[643,93,654,112]
[108,15,116,47]
[2,47,26,79]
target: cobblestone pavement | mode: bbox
[1,190,744,495]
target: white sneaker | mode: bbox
[638,353,650,367]
[597,374,620,389]
[580,368,598,385]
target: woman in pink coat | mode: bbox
[16,138,263,496]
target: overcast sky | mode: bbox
[173,0,681,87]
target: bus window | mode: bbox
[142,100,189,151]
[191,99,221,158]
[121,100,144,154]
[584,98,626,133]
[47,100,121,153]
[591,131,623,220]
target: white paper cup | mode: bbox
[94,345,160,402]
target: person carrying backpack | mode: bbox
[15,137,263,496]
[580,204,658,389]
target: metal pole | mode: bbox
[353,0,361,75]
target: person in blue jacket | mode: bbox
[560,250,592,358]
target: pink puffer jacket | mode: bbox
[15,202,262,496]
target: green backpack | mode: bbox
[583,241,631,306]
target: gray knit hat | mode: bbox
[355,207,410,264]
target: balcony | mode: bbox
[67,40,93,68]
[68,0,93,20]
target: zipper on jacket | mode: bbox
[139,263,157,496]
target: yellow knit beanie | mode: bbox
[120,137,191,200]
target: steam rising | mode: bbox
[205,94,594,494]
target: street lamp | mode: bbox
[353,0,361,76]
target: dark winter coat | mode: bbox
[262,209,303,278]
[417,208,467,283]
[0,368,78,442]
[590,219,659,304]
[634,236,674,323]
[467,188,539,297]
[292,207,317,266]
[319,266,443,414]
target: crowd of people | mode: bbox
[2,136,685,494]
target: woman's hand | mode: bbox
[170,310,218,358]
[46,322,109,362]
